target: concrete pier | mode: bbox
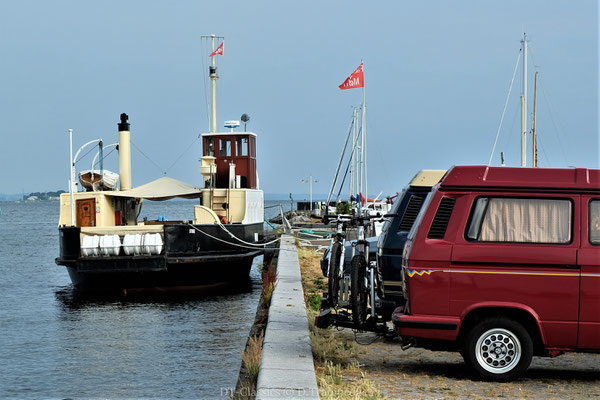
[256,235,319,399]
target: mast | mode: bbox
[362,71,367,210]
[349,108,358,203]
[520,33,528,166]
[202,34,224,133]
[532,71,538,167]
[211,35,217,133]
[69,128,75,225]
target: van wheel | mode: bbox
[327,242,342,307]
[463,317,532,381]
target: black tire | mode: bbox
[463,317,533,381]
[327,242,342,307]
[350,255,368,328]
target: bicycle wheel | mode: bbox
[327,242,342,307]
[350,255,368,327]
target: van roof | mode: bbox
[408,169,447,187]
[440,165,600,192]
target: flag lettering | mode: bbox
[339,62,364,90]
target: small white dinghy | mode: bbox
[79,169,119,191]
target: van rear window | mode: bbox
[398,194,426,232]
[467,197,572,244]
[590,200,600,245]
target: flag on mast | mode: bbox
[339,62,364,90]
[209,42,224,57]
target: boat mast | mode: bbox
[202,34,224,133]
[69,128,75,225]
[532,71,538,167]
[520,33,528,166]
[211,35,217,133]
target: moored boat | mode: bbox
[56,37,270,291]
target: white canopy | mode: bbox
[107,177,203,200]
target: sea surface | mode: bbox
[0,199,287,399]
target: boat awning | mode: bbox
[107,177,203,200]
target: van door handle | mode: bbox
[565,265,580,269]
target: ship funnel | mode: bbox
[118,113,132,190]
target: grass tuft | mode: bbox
[260,265,277,308]
[317,360,385,400]
[241,331,264,384]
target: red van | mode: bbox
[392,165,600,380]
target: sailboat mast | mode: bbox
[350,108,358,202]
[532,71,538,167]
[362,80,367,208]
[520,34,528,166]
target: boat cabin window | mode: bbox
[205,137,215,156]
[250,136,256,157]
[466,197,572,244]
[590,199,600,245]
[220,139,231,157]
[236,136,249,156]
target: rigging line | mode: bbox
[501,100,521,160]
[164,135,200,174]
[74,145,98,165]
[130,140,166,175]
[538,75,569,165]
[92,147,117,169]
[488,50,521,166]
[365,116,392,190]
[327,113,356,205]
[336,124,363,200]
[537,134,550,167]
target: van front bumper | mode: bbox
[391,307,460,341]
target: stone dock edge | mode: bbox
[256,234,320,399]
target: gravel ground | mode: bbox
[339,329,600,399]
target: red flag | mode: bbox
[209,42,224,57]
[339,62,364,90]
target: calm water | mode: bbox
[0,199,284,399]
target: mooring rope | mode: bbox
[186,222,281,250]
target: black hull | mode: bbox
[57,223,265,291]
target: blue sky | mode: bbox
[0,0,597,198]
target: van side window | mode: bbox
[590,200,600,245]
[466,197,572,243]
